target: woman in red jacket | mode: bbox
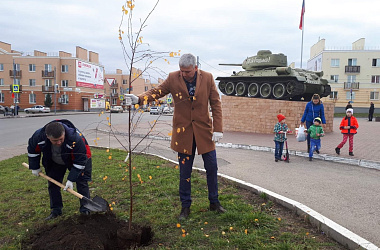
[335,108,359,156]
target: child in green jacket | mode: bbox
[305,117,324,161]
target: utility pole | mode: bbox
[54,66,57,115]
[13,59,17,116]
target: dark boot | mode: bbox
[209,203,227,213]
[349,152,354,156]
[45,212,62,220]
[335,147,340,155]
[179,207,190,220]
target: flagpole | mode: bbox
[300,20,304,69]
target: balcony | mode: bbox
[344,82,360,90]
[42,70,55,78]
[110,93,118,97]
[345,66,360,73]
[110,83,118,88]
[9,70,22,78]
[42,86,55,93]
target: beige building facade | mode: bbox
[307,38,380,113]
[0,41,162,112]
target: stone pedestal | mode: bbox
[221,96,334,134]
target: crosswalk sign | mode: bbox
[12,84,19,93]
[167,97,172,104]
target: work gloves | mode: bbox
[64,180,73,191]
[212,132,223,142]
[124,94,139,105]
[32,168,42,177]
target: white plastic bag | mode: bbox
[296,125,306,142]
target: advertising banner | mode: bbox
[90,99,105,109]
[76,60,104,89]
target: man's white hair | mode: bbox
[179,53,196,68]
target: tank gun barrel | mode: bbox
[219,63,243,66]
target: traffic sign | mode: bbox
[12,84,19,93]
[119,95,124,100]
[167,97,172,104]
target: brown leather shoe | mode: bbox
[209,203,227,213]
[179,207,190,220]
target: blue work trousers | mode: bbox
[178,138,219,208]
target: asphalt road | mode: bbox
[1,112,379,247]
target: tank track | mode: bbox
[217,77,306,100]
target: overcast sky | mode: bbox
[1,0,380,83]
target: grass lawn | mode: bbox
[0,148,344,249]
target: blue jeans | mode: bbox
[274,141,284,160]
[178,138,219,208]
[309,138,321,158]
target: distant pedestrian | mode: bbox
[273,114,288,162]
[301,94,326,153]
[368,102,375,121]
[305,117,324,161]
[345,101,353,110]
[335,108,359,156]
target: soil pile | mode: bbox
[22,212,152,250]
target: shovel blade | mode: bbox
[83,195,109,212]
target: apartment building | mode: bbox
[0,41,163,112]
[307,38,380,113]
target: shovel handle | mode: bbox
[22,162,84,199]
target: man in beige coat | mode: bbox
[126,53,225,220]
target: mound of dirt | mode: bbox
[22,212,152,250]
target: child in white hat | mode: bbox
[335,108,359,156]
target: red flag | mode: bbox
[299,0,305,30]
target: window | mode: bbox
[0,63,3,71]
[45,64,52,71]
[61,80,68,87]
[347,75,356,83]
[0,78,3,86]
[372,58,380,67]
[14,63,20,71]
[0,92,4,102]
[331,59,340,67]
[329,91,338,99]
[122,79,128,85]
[29,93,36,103]
[112,88,117,94]
[371,76,380,83]
[45,79,52,86]
[112,98,117,105]
[60,94,69,104]
[330,75,339,82]
[61,65,68,73]
[145,86,148,91]
[14,79,20,85]
[29,79,36,86]
[346,91,355,100]
[29,64,36,72]
[370,91,379,100]
[348,58,357,66]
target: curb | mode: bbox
[144,152,379,250]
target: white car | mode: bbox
[149,106,162,115]
[162,106,173,114]
[24,105,50,114]
[110,106,124,113]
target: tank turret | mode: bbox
[216,50,331,101]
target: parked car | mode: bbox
[24,105,50,114]
[110,106,124,113]
[162,106,173,114]
[149,106,162,115]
